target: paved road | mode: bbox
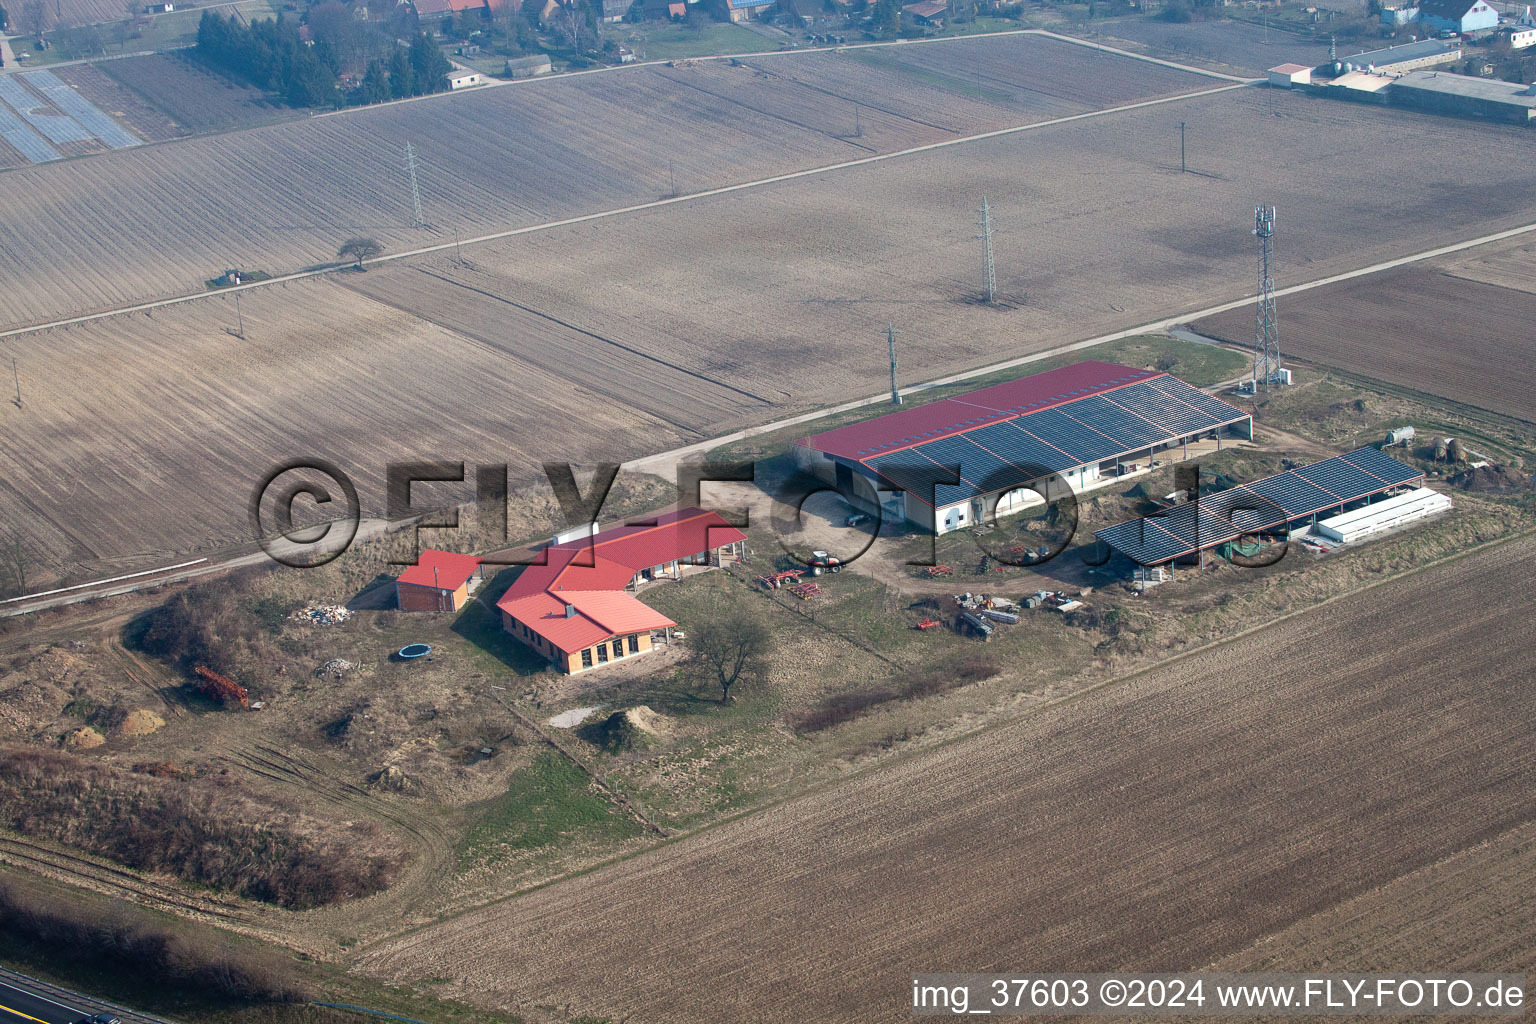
[0,978,84,1024]
[0,968,172,1024]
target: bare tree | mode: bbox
[17,0,49,37]
[0,534,27,599]
[687,612,769,703]
[337,237,382,268]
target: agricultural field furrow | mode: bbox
[0,34,1217,329]
[97,52,300,135]
[9,87,1536,579]
[357,535,1536,1024]
[54,64,182,143]
[862,30,1222,107]
[0,278,690,571]
[337,263,771,433]
[1435,237,1536,296]
[1194,266,1536,422]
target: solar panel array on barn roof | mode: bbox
[797,362,1251,508]
[1094,448,1425,565]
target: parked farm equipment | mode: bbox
[758,570,804,591]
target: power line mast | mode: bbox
[885,324,901,405]
[977,196,996,304]
[405,141,426,228]
[1251,205,1283,392]
[10,357,19,409]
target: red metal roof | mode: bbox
[797,361,1160,462]
[497,508,745,654]
[397,549,482,591]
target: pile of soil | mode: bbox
[62,726,105,749]
[118,709,166,738]
[587,705,671,752]
[1449,465,1530,493]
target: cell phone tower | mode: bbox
[405,142,426,228]
[977,196,996,304]
[1252,205,1282,392]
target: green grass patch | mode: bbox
[205,270,273,290]
[457,752,642,866]
[451,568,556,677]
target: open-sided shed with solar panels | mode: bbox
[794,361,1253,534]
[1094,447,1426,568]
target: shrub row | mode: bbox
[0,747,406,909]
[792,655,999,733]
[0,880,312,1002]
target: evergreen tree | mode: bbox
[388,45,414,98]
[360,59,391,104]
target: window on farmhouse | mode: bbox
[581,648,592,668]
[597,643,609,663]
[628,633,639,653]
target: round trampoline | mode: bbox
[398,643,432,659]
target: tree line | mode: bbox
[196,10,452,108]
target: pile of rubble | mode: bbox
[291,604,352,626]
[316,658,357,679]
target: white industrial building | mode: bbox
[1268,63,1314,87]
[1315,487,1452,543]
[1333,39,1462,74]
[1391,70,1536,122]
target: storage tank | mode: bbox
[1446,438,1464,463]
[1386,426,1415,446]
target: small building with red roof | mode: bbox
[497,507,746,674]
[396,549,484,613]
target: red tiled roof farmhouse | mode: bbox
[497,508,746,655]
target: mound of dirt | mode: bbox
[369,764,412,791]
[61,726,105,750]
[1449,465,1530,493]
[586,705,671,752]
[0,678,68,735]
[118,709,166,738]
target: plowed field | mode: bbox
[1193,265,1536,422]
[0,33,1220,329]
[358,534,1536,1023]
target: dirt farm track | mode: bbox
[357,534,1536,1022]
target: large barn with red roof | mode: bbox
[795,361,1252,534]
[497,507,746,674]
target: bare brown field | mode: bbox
[0,278,690,571]
[1436,234,1536,295]
[1209,818,1536,975]
[8,87,1536,579]
[0,33,1216,328]
[54,63,182,143]
[1093,18,1335,74]
[1193,265,1536,422]
[46,0,131,28]
[357,534,1536,1023]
